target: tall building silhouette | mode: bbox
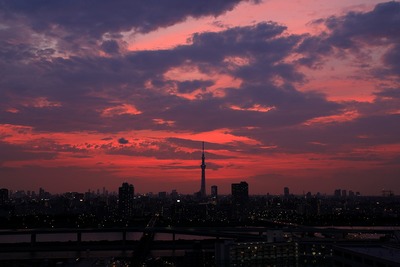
[0,188,8,205]
[284,187,290,198]
[231,181,249,204]
[118,182,134,218]
[334,189,341,198]
[211,185,218,199]
[200,141,206,197]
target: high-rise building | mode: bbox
[334,189,341,198]
[0,188,9,205]
[39,187,45,199]
[231,181,249,204]
[284,187,290,198]
[171,189,178,199]
[158,191,167,198]
[211,185,218,199]
[118,182,134,218]
[200,141,206,197]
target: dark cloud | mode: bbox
[379,156,400,166]
[185,22,302,80]
[155,161,223,171]
[0,9,395,158]
[105,140,230,160]
[176,80,214,94]
[0,21,339,135]
[167,138,232,151]
[0,0,256,39]
[323,1,400,47]
[374,88,400,99]
[231,110,400,155]
[159,83,340,132]
[118,138,129,144]
[0,1,262,57]
[100,40,120,55]
[0,138,93,166]
[382,44,400,76]
[329,154,384,162]
[0,141,57,163]
[155,164,199,170]
[301,1,400,77]
[295,34,332,68]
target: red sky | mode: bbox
[0,0,399,195]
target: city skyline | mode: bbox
[0,1,399,195]
[0,182,371,198]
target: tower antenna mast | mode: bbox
[200,141,206,197]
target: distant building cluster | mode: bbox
[333,188,360,198]
[1,180,400,266]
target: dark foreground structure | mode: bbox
[2,182,400,266]
[1,225,400,266]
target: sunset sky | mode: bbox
[0,0,399,195]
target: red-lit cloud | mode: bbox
[0,0,399,195]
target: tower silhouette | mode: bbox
[200,141,206,197]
